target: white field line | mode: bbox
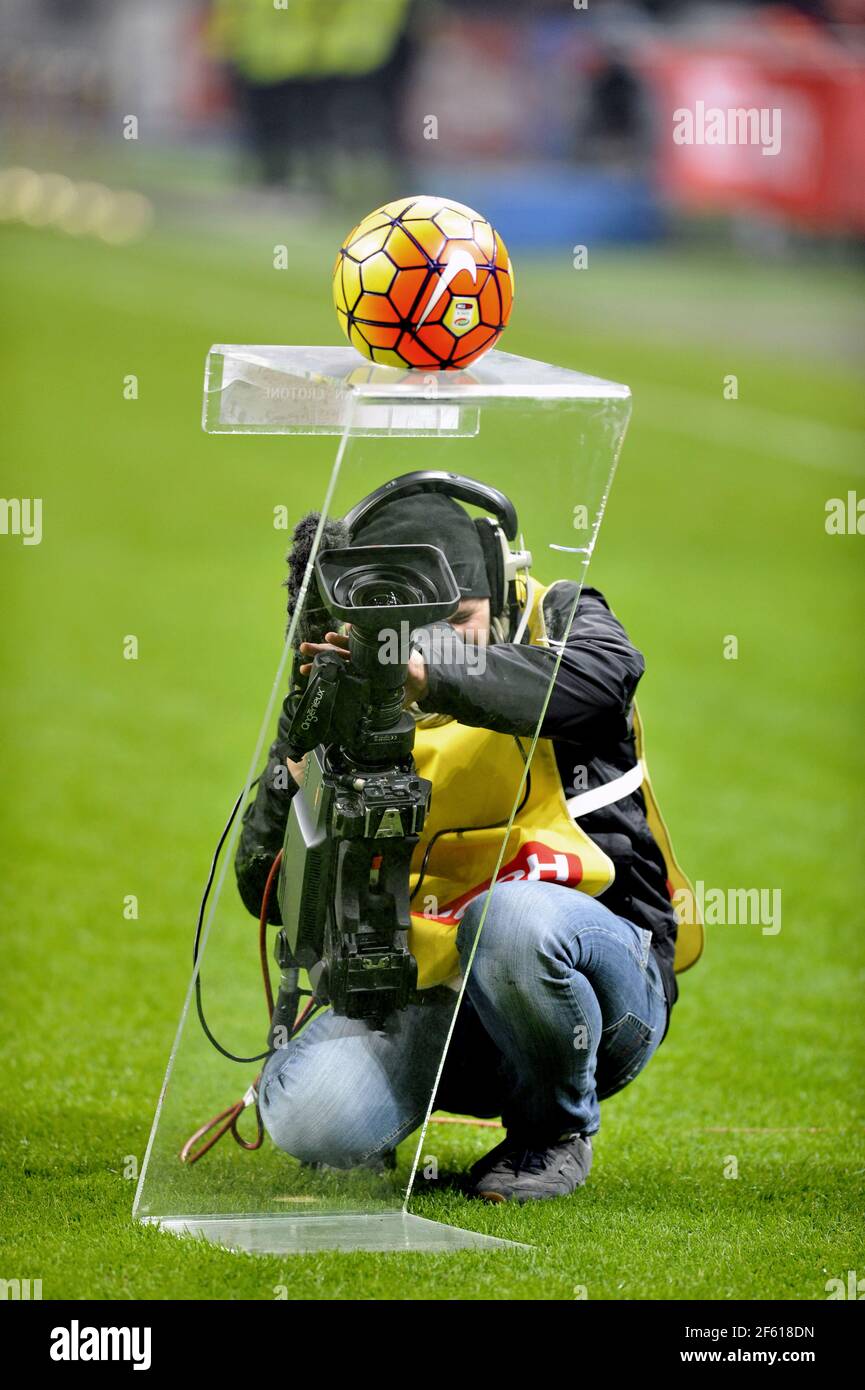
[13,260,864,476]
[635,384,865,476]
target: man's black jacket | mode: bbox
[235,583,679,1019]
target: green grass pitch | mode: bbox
[1,218,863,1300]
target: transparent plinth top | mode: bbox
[203,345,631,436]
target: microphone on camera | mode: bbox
[284,510,351,650]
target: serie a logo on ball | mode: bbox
[332,195,515,371]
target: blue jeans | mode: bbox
[259,880,669,1168]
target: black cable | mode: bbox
[193,779,273,1065]
[410,736,532,903]
[195,727,533,1056]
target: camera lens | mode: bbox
[337,564,437,613]
[315,545,461,636]
[351,578,413,608]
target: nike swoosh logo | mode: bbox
[417,247,477,327]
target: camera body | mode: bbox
[276,544,460,1026]
[279,744,428,1017]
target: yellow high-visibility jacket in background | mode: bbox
[209,0,412,84]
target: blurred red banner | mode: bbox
[643,25,865,233]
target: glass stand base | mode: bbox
[142,1211,527,1254]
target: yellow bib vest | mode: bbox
[407,579,703,989]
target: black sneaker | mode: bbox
[470,1130,593,1203]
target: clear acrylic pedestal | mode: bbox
[134,346,631,1256]
[150,1212,522,1254]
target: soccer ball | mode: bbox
[332,195,514,371]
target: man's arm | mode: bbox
[418,584,644,745]
[234,699,300,922]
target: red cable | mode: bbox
[180,1075,263,1164]
[182,849,300,1165]
[183,849,502,1163]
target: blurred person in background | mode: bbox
[581,41,652,170]
[208,0,416,192]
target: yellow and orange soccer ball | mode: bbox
[332,195,514,371]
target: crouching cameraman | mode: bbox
[234,473,694,1203]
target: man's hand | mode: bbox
[298,630,428,707]
[297,630,350,676]
[404,648,429,706]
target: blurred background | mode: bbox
[1,0,863,1298]
[2,0,865,251]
